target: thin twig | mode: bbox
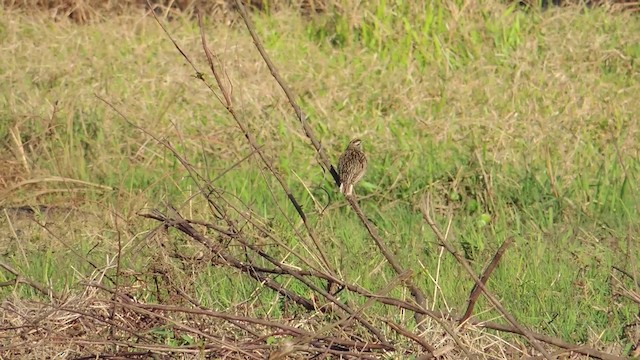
[346,196,428,326]
[421,194,553,360]
[0,261,58,299]
[233,0,339,185]
[460,237,514,324]
[192,11,334,275]
[232,0,430,332]
[108,207,123,346]
[137,208,317,311]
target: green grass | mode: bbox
[0,1,639,356]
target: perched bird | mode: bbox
[338,138,367,196]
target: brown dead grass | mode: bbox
[0,2,638,359]
[2,0,638,24]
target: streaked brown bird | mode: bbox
[338,138,367,196]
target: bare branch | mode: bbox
[420,194,553,360]
[233,0,339,185]
[460,237,513,324]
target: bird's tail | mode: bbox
[340,182,353,196]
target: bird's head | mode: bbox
[347,138,363,151]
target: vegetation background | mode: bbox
[0,0,639,358]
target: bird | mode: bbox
[338,138,367,196]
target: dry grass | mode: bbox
[1,0,639,24]
[0,1,639,358]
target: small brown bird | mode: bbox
[338,138,367,196]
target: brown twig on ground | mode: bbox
[220,203,391,343]
[460,237,514,324]
[108,209,123,345]
[383,318,436,354]
[613,265,640,288]
[125,305,390,353]
[0,261,58,300]
[71,351,153,360]
[142,203,392,346]
[284,270,418,355]
[421,194,554,360]
[479,320,627,360]
[85,284,393,357]
[136,208,318,311]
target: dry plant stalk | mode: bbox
[421,194,554,360]
[88,4,629,359]
[195,9,335,278]
[232,0,431,331]
[460,237,514,324]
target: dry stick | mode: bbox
[160,214,446,317]
[107,298,390,353]
[480,320,626,360]
[0,261,58,300]
[383,319,435,354]
[139,174,363,332]
[137,209,317,311]
[346,197,428,324]
[255,164,337,276]
[346,200,474,357]
[283,270,420,358]
[199,192,435,313]
[51,338,248,357]
[71,351,153,360]
[232,0,339,185]
[214,190,343,279]
[32,216,117,286]
[460,237,514,324]
[232,0,430,327]
[145,5,330,275]
[191,12,333,276]
[108,208,123,346]
[288,345,379,360]
[612,265,640,287]
[269,271,414,360]
[230,231,392,346]
[420,195,553,360]
[221,189,462,354]
[101,303,257,359]
[86,280,257,343]
[51,305,159,345]
[155,202,390,346]
[75,340,375,359]
[160,204,388,346]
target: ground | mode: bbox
[0,1,639,359]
